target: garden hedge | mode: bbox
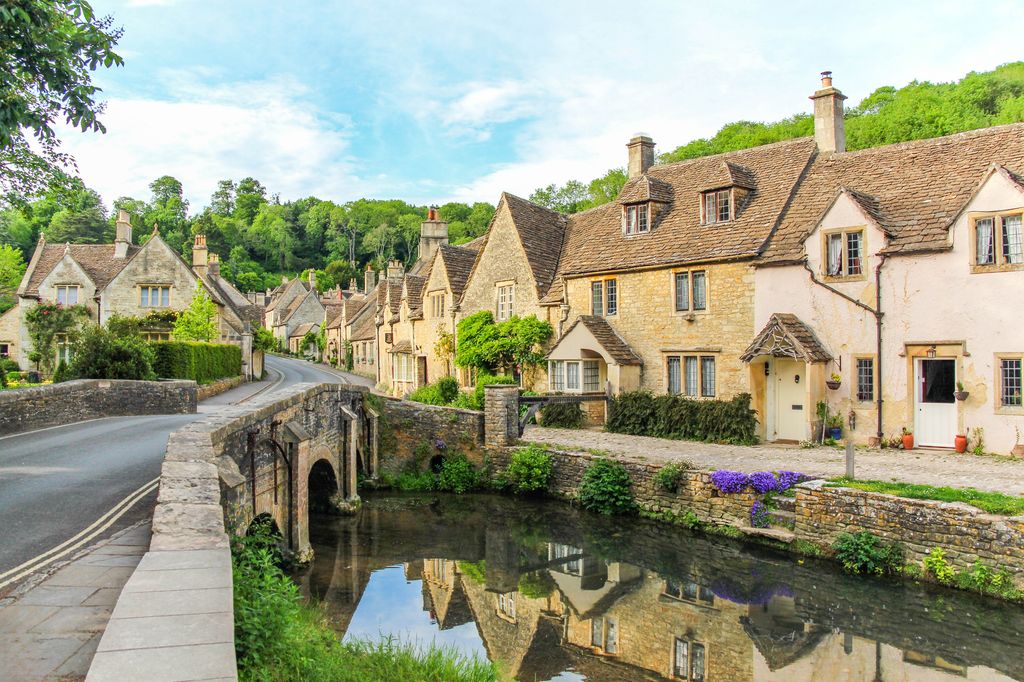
[607,391,758,445]
[150,341,241,384]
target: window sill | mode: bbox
[821,273,868,283]
[970,263,1024,274]
[995,405,1024,416]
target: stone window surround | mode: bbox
[819,225,867,282]
[590,277,618,316]
[139,283,172,308]
[663,350,717,398]
[621,202,651,235]
[671,636,707,681]
[969,211,1024,273]
[54,283,80,305]
[661,579,717,610]
[428,289,446,319]
[854,353,877,403]
[495,280,515,321]
[496,592,516,623]
[671,268,709,315]
[700,187,733,225]
[590,616,619,656]
[995,352,1024,415]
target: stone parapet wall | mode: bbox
[0,379,197,436]
[380,397,484,474]
[196,375,245,401]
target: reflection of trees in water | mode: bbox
[294,493,1024,682]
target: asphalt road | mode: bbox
[0,355,358,591]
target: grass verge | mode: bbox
[826,478,1024,515]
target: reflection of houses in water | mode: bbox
[302,507,1019,682]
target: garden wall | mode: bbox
[0,379,197,436]
[379,397,484,475]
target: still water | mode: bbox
[295,493,1024,681]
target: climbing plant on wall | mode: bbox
[454,311,553,374]
[24,301,90,373]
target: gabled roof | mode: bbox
[350,308,376,341]
[741,313,832,363]
[289,322,318,339]
[324,304,345,329]
[437,244,478,299]
[760,123,1024,263]
[501,192,568,296]
[618,175,674,204]
[21,242,141,297]
[558,138,817,277]
[550,315,643,366]
[280,288,323,324]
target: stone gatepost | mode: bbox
[484,385,520,447]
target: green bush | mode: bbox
[832,532,905,576]
[923,547,956,584]
[607,390,758,444]
[539,401,586,429]
[150,341,241,383]
[437,453,478,494]
[52,359,70,383]
[408,383,446,405]
[578,459,635,515]
[68,325,156,380]
[505,444,553,494]
[654,461,691,493]
[517,571,555,599]
[0,358,19,374]
[436,376,460,403]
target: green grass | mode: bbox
[827,478,1024,515]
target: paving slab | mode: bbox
[0,604,60,633]
[111,587,232,619]
[30,605,114,634]
[19,585,99,607]
[97,611,233,651]
[0,632,93,680]
[86,642,237,682]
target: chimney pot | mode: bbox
[821,70,833,87]
[626,134,655,178]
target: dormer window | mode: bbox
[623,204,650,235]
[823,230,863,278]
[972,212,1023,269]
[701,189,732,224]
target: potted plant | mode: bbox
[1013,427,1024,458]
[901,427,914,450]
[954,429,969,454]
[954,381,969,401]
[826,373,842,390]
[827,413,844,440]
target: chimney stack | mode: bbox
[627,134,655,178]
[114,209,133,259]
[192,234,208,275]
[308,269,317,291]
[208,252,220,277]
[810,71,847,153]
[387,259,405,281]
[418,204,449,265]
[364,264,376,293]
[348,277,358,292]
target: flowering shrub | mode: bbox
[750,500,770,528]
[710,470,809,495]
[710,470,750,493]
[749,471,779,494]
[710,576,794,605]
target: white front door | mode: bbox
[914,358,957,447]
[774,358,807,442]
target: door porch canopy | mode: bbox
[741,313,832,364]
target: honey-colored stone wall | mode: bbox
[562,260,756,398]
[100,236,199,324]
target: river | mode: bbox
[294,493,1024,681]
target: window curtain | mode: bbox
[827,234,843,275]
[1004,216,1023,264]
[977,219,994,264]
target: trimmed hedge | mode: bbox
[151,341,241,384]
[607,391,758,445]
[539,401,585,429]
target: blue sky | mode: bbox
[66,0,1024,210]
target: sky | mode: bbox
[62,0,1024,211]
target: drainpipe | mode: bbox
[802,258,887,441]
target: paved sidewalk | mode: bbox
[523,426,1024,496]
[0,523,150,681]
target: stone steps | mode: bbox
[739,525,796,543]
[769,509,796,530]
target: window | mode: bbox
[0,343,8,358]
[591,279,617,316]
[566,361,580,391]
[591,618,618,654]
[856,357,875,402]
[974,213,1024,267]
[673,639,706,681]
[496,284,514,321]
[674,270,707,312]
[497,592,516,620]
[430,292,445,318]
[583,360,600,392]
[824,230,864,277]
[623,204,650,235]
[141,332,171,342]
[141,285,171,307]
[665,355,714,397]
[56,334,73,365]
[701,189,732,224]
[549,360,565,391]
[663,580,714,606]
[55,285,79,305]
[1001,358,1022,407]
[394,353,414,383]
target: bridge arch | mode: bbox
[308,458,339,515]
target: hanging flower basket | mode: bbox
[826,380,841,390]
[954,390,969,401]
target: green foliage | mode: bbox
[173,282,218,342]
[832,532,905,576]
[539,401,585,429]
[343,340,354,370]
[408,376,461,406]
[150,341,241,383]
[607,391,759,445]
[923,548,957,584]
[0,244,26,313]
[653,461,691,493]
[577,458,635,515]
[51,359,69,382]
[455,311,553,373]
[827,478,1024,515]
[504,445,553,494]
[517,571,555,599]
[437,453,479,494]
[456,561,487,585]
[529,168,628,214]
[66,324,155,380]
[252,326,277,352]
[24,300,90,373]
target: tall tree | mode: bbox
[0,0,123,204]
[0,244,27,313]
[234,177,267,223]
[173,282,217,342]
[210,180,236,216]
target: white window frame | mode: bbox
[623,203,651,235]
[497,592,516,620]
[55,284,79,306]
[496,283,514,321]
[701,189,732,225]
[591,617,619,655]
[972,212,1024,269]
[549,360,566,392]
[672,637,707,681]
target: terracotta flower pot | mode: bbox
[902,433,914,450]
[954,434,968,453]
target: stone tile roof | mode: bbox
[760,123,1024,263]
[350,306,377,341]
[552,315,643,366]
[741,313,832,363]
[558,138,817,277]
[539,277,563,305]
[289,322,317,339]
[438,244,478,299]
[618,175,674,204]
[386,280,403,314]
[388,339,412,354]
[502,192,568,296]
[23,243,141,296]
[324,304,344,329]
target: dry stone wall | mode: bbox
[0,379,197,435]
[379,396,484,474]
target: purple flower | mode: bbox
[749,471,780,494]
[710,470,750,494]
[750,500,770,528]
[434,438,447,451]
[775,471,809,492]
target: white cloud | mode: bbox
[58,73,362,210]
